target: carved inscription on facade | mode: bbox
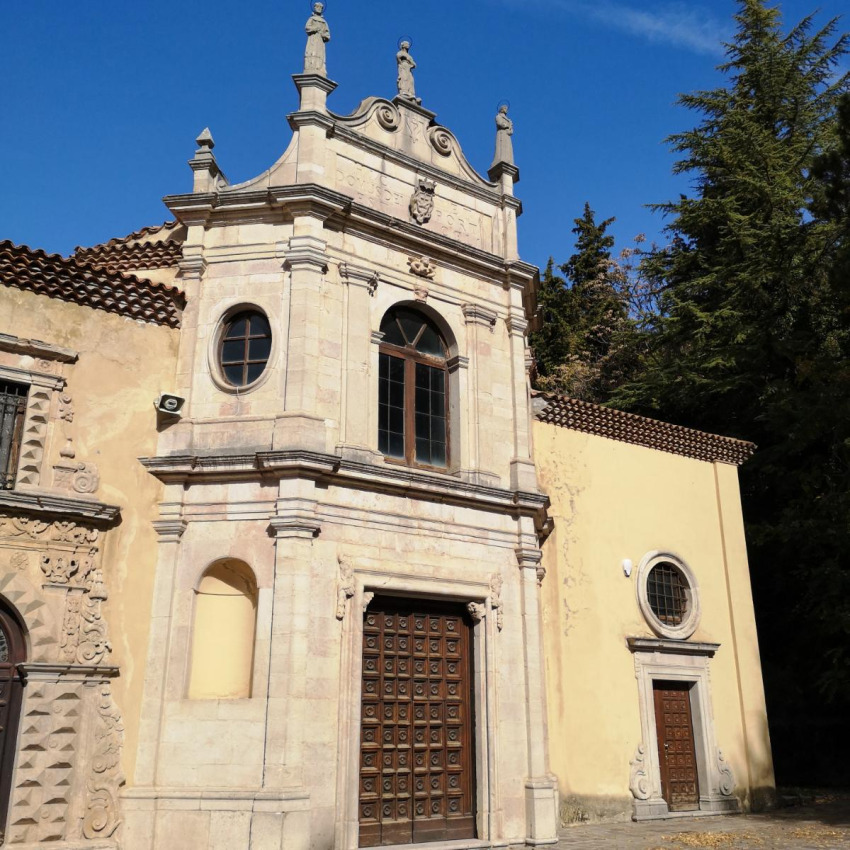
[335,158,408,219]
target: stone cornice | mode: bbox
[0,333,78,363]
[0,490,121,524]
[626,637,721,657]
[287,110,336,134]
[292,73,338,95]
[139,449,549,521]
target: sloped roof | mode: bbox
[0,241,185,328]
[73,221,186,274]
[532,391,756,466]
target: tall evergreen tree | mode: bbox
[609,1,849,780]
[531,203,631,401]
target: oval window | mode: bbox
[636,551,700,640]
[219,310,272,387]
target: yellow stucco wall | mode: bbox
[534,420,775,821]
[1,286,180,782]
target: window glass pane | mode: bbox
[415,436,431,465]
[415,363,430,389]
[416,324,445,357]
[226,316,247,338]
[415,386,429,414]
[415,412,430,441]
[381,317,406,347]
[388,354,405,382]
[398,311,424,346]
[221,339,245,363]
[249,314,271,336]
[378,428,390,456]
[249,337,271,361]
[431,369,445,393]
[224,364,244,385]
[389,405,404,436]
[431,416,446,444]
[389,432,405,458]
[246,362,266,384]
[430,439,446,467]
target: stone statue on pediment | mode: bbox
[396,41,420,104]
[491,104,514,167]
[304,2,331,75]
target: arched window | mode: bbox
[378,306,449,469]
[0,601,25,838]
[188,560,258,699]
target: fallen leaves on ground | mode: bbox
[657,832,766,848]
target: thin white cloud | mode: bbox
[494,0,731,56]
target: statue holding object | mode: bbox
[396,40,420,104]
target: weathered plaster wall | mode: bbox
[0,286,180,783]
[533,420,775,822]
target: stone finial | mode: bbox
[304,2,331,76]
[396,40,420,104]
[190,127,227,193]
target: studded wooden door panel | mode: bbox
[653,682,700,811]
[359,598,475,847]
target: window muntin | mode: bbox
[378,308,449,469]
[219,311,272,387]
[647,562,688,626]
[0,381,28,491]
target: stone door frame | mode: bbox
[336,568,497,850]
[628,639,739,820]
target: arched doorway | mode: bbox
[0,601,25,844]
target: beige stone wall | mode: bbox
[534,420,775,821]
[0,286,180,785]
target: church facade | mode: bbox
[0,7,774,850]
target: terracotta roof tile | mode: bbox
[532,391,755,466]
[74,239,183,273]
[77,220,179,249]
[0,241,185,328]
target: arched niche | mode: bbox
[188,559,258,700]
[1,598,26,839]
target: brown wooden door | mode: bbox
[653,682,700,811]
[0,604,26,844]
[359,597,476,847]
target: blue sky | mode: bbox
[0,1,846,271]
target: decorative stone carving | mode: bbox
[362,591,375,613]
[409,177,436,224]
[629,744,651,801]
[429,126,453,157]
[467,602,485,622]
[491,104,515,168]
[41,552,81,584]
[376,102,400,131]
[16,386,51,487]
[72,461,100,495]
[717,749,736,796]
[304,2,330,76]
[490,573,504,631]
[83,684,124,840]
[408,255,436,279]
[396,40,419,103]
[10,551,28,571]
[60,436,76,458]
[7,682,82,843]
[60,591,83,661]
[536,566,546,586]
[336,555,356,620]
[58,390,74,422]
[78,567,112,665]
[413,285,429,302]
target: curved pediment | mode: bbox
[330,97,497,191]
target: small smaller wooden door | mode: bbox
[653,681,700,811]
[0,604,26,843]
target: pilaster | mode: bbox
[506,312,538,492]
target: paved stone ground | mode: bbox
[557,791,850,849]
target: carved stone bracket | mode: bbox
[516,546,545,585]
[466,602,486,623]
[339,262,380,296]
[629,744,652,801]
[462,304,498,332]
[362,591,375,613]
[490,573,504,631]
[336,555,356,620]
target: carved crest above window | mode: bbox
[409,177,436,225]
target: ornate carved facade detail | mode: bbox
[489,573,504,631]
[466,602,485,622]
[376,101,401,131]
[428,126,454,157]
[15,386,51,487]
[82,684,124,840]
[7,682,82,844]
[629,743,651,801]
[717,749,736,796]
[58,391,74,422]
[362,591,375,613]
[408,177,435,224]
[10,551,28,571]
[41,552,82,583]
[336,555,356,620]
[407,255,436,279]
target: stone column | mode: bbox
[506,307,538,492]
[516,541,559,843]
[337,263,380,460]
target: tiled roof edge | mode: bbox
[73,220,178,252]
[0,240,185,329]
[74,240,183,273]
[532,391,756,466]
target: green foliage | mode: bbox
[607,0,850,713]
[530,203,635,401]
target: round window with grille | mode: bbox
[636,552,700,639]
[211,306,274,392]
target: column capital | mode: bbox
[462,304,498,330]
[151,519,187,543]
